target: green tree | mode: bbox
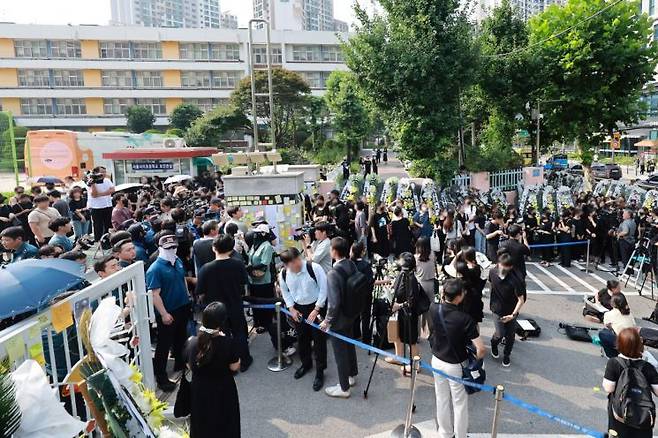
[304,95,330,149]
[125,105,155,133]
[185,105,250,147]
[231,69,310,148]
[343,0,478,182]
[530,0,658,182]
[478,0,540,163]
[169,103,203,131]
[324,71,371,162]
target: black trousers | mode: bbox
[491,314,516,357]
[294,303,327,371]
[353,287,373,345]
[331,321,358,391]
[153,304,190,380]
[91,206,113,242]
[619,239,634,269]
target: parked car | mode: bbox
[568,164,584,176]
[591,163,622,180]
[636,173,658,189]
[543,154,569,171]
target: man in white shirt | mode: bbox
[304,221,333,274]
[87,166,115,242]
[279,247,328,391]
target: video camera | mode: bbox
[293,222,335,241]
[86,173,105,185]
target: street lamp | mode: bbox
[531,99,564,167]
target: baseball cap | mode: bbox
[254,224,270,234]
[252,216,268,226]
[158,234,178,249]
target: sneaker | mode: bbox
[283,346,296,357]
[348,376,356,387]
[325,384,350,398]
[502,356,511,367]
[491,343,499,359]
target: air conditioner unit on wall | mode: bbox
[163,138,186,148]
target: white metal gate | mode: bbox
[0,262,154,423]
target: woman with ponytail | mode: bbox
[188,302,241,437]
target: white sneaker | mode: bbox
[283,346,296,357]
[348,376,356,387]
[325,384,350,398]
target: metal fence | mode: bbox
[0,262,154,424]
[451,173,471,189]
[490,168,523,191]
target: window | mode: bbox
[134,71,163,88]
[55,98,86,115]
[210,43,240,61]
[52,70,84,87]
[20,98,53,115]
[651,0,656,16]
[212,71,241,89]
[291,45,343,62]
[103,98,134,115]
[135,98,166,115]
[99,41,131,59]
[17,69,50,87]
[132,42,162,59]
[180,43,210,60]
[101,70,133,88]
[50,40,81,58]
[299,71,330,89]
[322,46,343,62]
[181,71,211,88]
[183,98,227,112]
[14,40,48,58]
[252,46,282,64]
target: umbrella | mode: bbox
[0,259,85,320]
[36,176,64,184]
[115,183,146,193]
[164,174,192,185]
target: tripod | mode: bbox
[620,239,656,299]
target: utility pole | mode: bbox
[535,101,541,167]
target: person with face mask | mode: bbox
[488,253,525,367]
[146,233,192,392]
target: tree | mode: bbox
[231,69,310,148]
[185,105,250,147]
[530,0,658,182]
[125,105,155,133]
[343,0,478,182]
[304,95,330,149]
[478,0,541,163]
[324,71,371,162]
[169,103,203,131]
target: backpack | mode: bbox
[175,223,192,245]
[335,263,371,319]
[611,358,656,430]
[282,261,317,285]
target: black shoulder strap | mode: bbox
[306,261,317,284]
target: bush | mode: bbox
[165,128,184,137]
[309,139,346,165]
[280,148,310,165]
[145,129,162,134]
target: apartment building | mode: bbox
[111,0,233,29]
[253,0,344,32]
[0,23,348,131]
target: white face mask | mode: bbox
[158,247,178,265]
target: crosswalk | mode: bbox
[521,261,647,297]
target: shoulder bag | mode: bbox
[437,304,486,395]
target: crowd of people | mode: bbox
[4,161,658,438]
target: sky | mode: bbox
[0,0,363,27]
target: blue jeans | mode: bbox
[474,230,486,255]
[599,328,618,358]
[72,220,90,239]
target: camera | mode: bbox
[76,235,95,251]
[293,223,316,241]
[87,173,104,185]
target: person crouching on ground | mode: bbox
[279,247,328,391]
[430,279,485,438]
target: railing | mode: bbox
[0,262,154,423]
[451,173,471,189]
[489,167,523,191]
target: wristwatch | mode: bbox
[306,245,312,249]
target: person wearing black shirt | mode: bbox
[584,279,625,323]
[498,224,530,280]
[311,195,331,222]
[430,279,485,438]
[0,195,13,233]
[485,212,505,263]
[556,210,574,267]
[350,241,375,345]
[489,253,526,367]
[193,220,219,275]
[196,234,253,372]
[536,211,554,267]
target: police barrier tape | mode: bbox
[528,240,589,249]
[272,306,606,438]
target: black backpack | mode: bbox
[175,223,192,245]
[611,358,656,430]
[335,262,370,319]
[282,261,317,285]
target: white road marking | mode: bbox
[525,290,639,296]
[528,262,574,292]
[572,261,610,286]
[552,264,598,293]
[526,270,552,293]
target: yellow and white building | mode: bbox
[0,23,349,131]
